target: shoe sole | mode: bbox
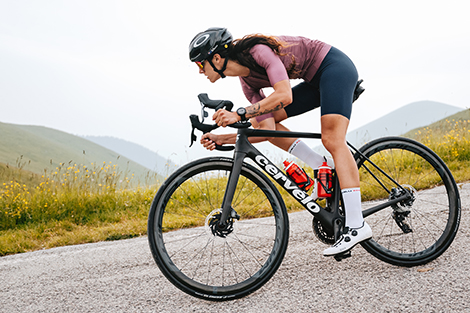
[323,235,372,257]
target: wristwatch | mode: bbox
[236,107,248,121]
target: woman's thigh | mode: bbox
[283,82,320,118]
[284,46,359,120]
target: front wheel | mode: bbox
[148,157,289,300]
[356,137,461,267]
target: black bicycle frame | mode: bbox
[219,127,342,234]
[218,127,412,236]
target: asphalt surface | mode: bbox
[1,184,469,313]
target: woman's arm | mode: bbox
[200,118,276,150]
[212,79,292,127]
[214,43,293,126]
[245,79,292,119]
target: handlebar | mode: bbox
[190,93,251,151]
[198,93,234,111]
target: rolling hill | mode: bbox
[311,101,463,155]
[0,121,159,182]
[404,107,470,138]
[83,136,176,175]
[346,100,462,147]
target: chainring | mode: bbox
[312,218,336,245]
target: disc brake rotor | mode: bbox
[205,208,235,238]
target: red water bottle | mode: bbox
[317,161,332,198]
[283,160,314,191]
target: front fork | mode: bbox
[218,150,247,227]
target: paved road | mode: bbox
[1,184,469,313]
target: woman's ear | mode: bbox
[212,53,223,65]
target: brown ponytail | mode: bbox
[225,34,299,77]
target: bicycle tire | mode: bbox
[355,136,460,267]
[148,157,289,300]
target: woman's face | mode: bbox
[197,55,223,83]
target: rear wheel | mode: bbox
[356,137,460,266]
[148,157,289,300]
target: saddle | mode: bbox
[353,79,365,103]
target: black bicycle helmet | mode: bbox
[189,27,233,62]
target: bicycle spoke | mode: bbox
[207,237,215,285]
[228,234,272,259]
[233,176,249,206]
[170,184,209,218]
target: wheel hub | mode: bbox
[390,184,417,211]
[205,209,238,238]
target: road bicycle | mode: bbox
[148,93,461,301]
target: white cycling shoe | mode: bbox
[323,222,372,256]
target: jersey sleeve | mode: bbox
[239,77,266,104]
[239,77,275,122]
[251,44,289,86]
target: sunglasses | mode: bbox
[195,60,205,70]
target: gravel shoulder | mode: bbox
[1,184,469,313]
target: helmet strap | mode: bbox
[208,57,229,79]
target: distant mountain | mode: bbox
[0,122,158,182]
[346,101,462,148]
[83,136,176,175]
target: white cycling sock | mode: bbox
[288,139,324,169]
[342,187,364,229]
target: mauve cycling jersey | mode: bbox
[239,36,331,105]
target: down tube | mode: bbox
[247,148,322,216]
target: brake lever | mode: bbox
[189,114,219,145]
[189,126,197,148]
[189,114,237,151]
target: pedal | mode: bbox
[334,251,352,262]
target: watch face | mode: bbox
[237,108,246,115]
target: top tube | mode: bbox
[240,128,322,140]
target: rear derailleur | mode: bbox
[389,186,415,234]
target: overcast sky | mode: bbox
[1,1,469,164]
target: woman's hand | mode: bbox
[200,133,222,151]
[212,109,240,127]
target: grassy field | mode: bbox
[1,110,470,256]
[0,161,160,255]
[403,109,470,183]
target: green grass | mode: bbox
[0,162,42,189]
[0,162,160,255]
[403,109,470,183]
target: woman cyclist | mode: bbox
[188,27,371,256]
